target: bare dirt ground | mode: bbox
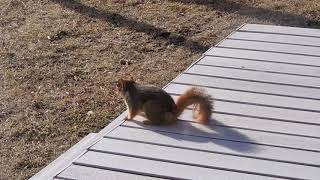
[0,0,319,179]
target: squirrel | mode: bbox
[116,78,213,125]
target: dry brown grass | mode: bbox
[0,0,319,179]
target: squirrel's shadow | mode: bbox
[131,117,260,153]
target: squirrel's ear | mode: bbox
[117,79,124,88]
[125,75,134,82]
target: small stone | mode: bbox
[167,44,175,49]
[87,111,94,116]
[127,60,133,65]
[119,59,127,65]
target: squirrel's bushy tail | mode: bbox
[175,87,213,124]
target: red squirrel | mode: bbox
[116,78,213,125]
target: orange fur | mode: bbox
[175,87,213,124]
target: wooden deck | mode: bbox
[31,24,320,180]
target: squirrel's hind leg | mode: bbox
[142,112,176,125]
[163,112,177,125]
[143,100,164,125]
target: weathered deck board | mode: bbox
[229,31,320,46]
[178,110,320,138]
[32,24,320,180]
[174,74,320,100]
[57,164,164,180]
[90,138,320,180]
[197,56,320,77]
[122,121,320,152]
[206,48,320,67]
[166,83,320,112]
[171,95,320,126]
[74,151,284,180]
[240,24,320,37]
[219,39,320,56]
[187,65,320,88]
[107,125,320,167]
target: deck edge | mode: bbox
[30,133,97,180]
[29,112,127,180]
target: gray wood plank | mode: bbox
[177,109,320,138]
[165,83,320,112]
[123,120,320,152]
[240,24,320,37]
[229,31,320,46]
[173,74,320,100]
[57,164,164,180]
[187,65,320,88]
[206,48,320,67]
[219,39,320,56]
[75,151,284,180]
[108,126,320,167]
[91,138,320,180]
[171,95,320,125]
[197,56,320,77]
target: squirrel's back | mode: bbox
[135,84,177,112]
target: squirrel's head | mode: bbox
[116,77,135,96]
